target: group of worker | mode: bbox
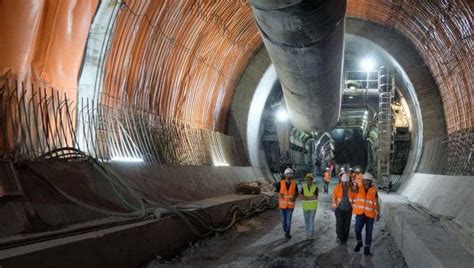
[275,166,380,256]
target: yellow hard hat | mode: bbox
[305,173,314,179]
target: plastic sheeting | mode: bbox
[0,0,99,94]
[0,0,98,154]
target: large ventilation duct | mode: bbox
[249,0,346,132]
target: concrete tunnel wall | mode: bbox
[0,0,472,249]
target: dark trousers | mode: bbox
[280,208,294,234]
[335,208,352,242]
[355,214,375,247]
[323,181,329,193]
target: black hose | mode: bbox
[13,147,278,244]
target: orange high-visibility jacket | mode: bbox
[279,180,296,209]
[332,183,356,208]
[323,172,331,182]
[353,186,378,218]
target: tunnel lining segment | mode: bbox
[247,65,277,168]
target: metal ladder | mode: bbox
[377,66,394,186]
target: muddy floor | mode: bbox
[145,179,407,268]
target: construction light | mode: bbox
[276,108,289,122]
[360,57,376,71]
[111,157,144,162]
[214,162,229,167]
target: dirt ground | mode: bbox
[145,179,407,268]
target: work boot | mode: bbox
[354,242,363,252]
[285,233,292,239]
[364,246,372,256]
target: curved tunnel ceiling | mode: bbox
[99,0,472,135]
[102,0,261,131]
[347,0,473,135]
[0,1,471,140]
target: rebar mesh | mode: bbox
[0,81,246,166]
[444,128,474,176]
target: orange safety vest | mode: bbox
[332,183,356,208]
[279,180,296,209]
[323,172,330,182]
[353,186,378,218]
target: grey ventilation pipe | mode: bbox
[249,0,346,132]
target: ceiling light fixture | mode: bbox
[276,108,289,122]
[111,157,144,163]
[360,57,376,71]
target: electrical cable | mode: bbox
[26,147,278,240]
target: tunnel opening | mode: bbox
[255,34,416,189]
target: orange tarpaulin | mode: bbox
[0,0,98,153]
[0,0,99,94]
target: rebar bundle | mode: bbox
[0,81,245,166]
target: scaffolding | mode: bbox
[377,66,394,186]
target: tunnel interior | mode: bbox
[258,35,415,181]
[0,0,472,267]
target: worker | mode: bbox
[353,172,380,256]
[332,173,357,244]
[300,173,318,239]
[323,167,331,194]
[354,168,364,187]
[338,170,345,183]
[337,167,345,182]
[328,162,335,177]
[348,168,354,182]
[274,168,298,239]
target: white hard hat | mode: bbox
[340,167,345,172]
[326,167,329,170]
[355,168,361,172]
[284,168,294,175]
[341,174,350,182]
[349,168,353,171]
[363,173,374,181]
